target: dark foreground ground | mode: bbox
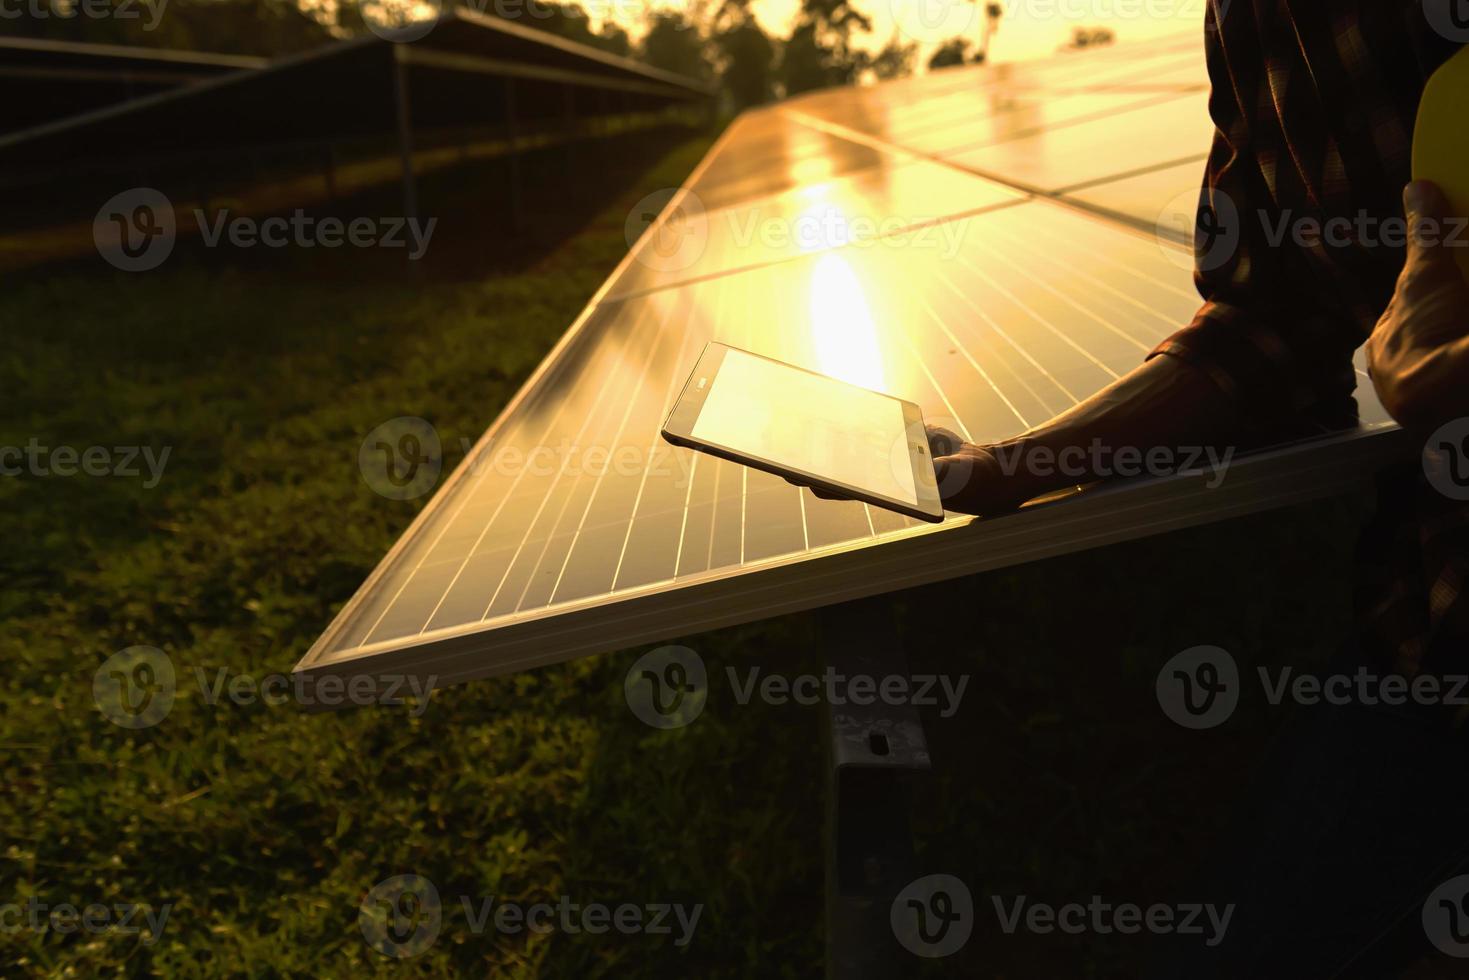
[1,123,1378,976]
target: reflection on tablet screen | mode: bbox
[690,348,918,507]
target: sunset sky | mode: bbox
[640,0,1205,66]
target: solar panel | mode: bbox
[296,32,1405,690]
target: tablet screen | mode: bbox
[690,347,919,506]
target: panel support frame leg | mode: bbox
[819,598,931,980]
[392,48,419,227]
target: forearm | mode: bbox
[991,354,1242,498]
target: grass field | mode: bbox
[1,123,1377,977]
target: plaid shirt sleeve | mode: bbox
[1148,2,1364,429]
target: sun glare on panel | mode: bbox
[809,253,885,391]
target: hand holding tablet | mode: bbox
[661,343,946,522]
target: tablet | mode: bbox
[661,343,945,523]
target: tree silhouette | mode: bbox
[776,0,872,96]
[928,37,974,70]
[711,0,775,110]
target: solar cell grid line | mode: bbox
[904,90,1211,160]
[362,307,650,647]
[833,51,1204,133]
[783,38,1201,133]
[985,212,1200,326]
[372,315,640,642]
[393,310,652,643]
[1063,157,1213,239]
[1013,215,1200,308]
[928,265,1080,410]
[795,54,1207,147]
[958,239,1156,358]
[945,91,1215,191]
[532,316,687,611]
[777,98,1206,249]
[552,297,702,604]
[485,305,675,622]
[613,278,744,593]
[947,249,1126,382]
[918,293,1035,432]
